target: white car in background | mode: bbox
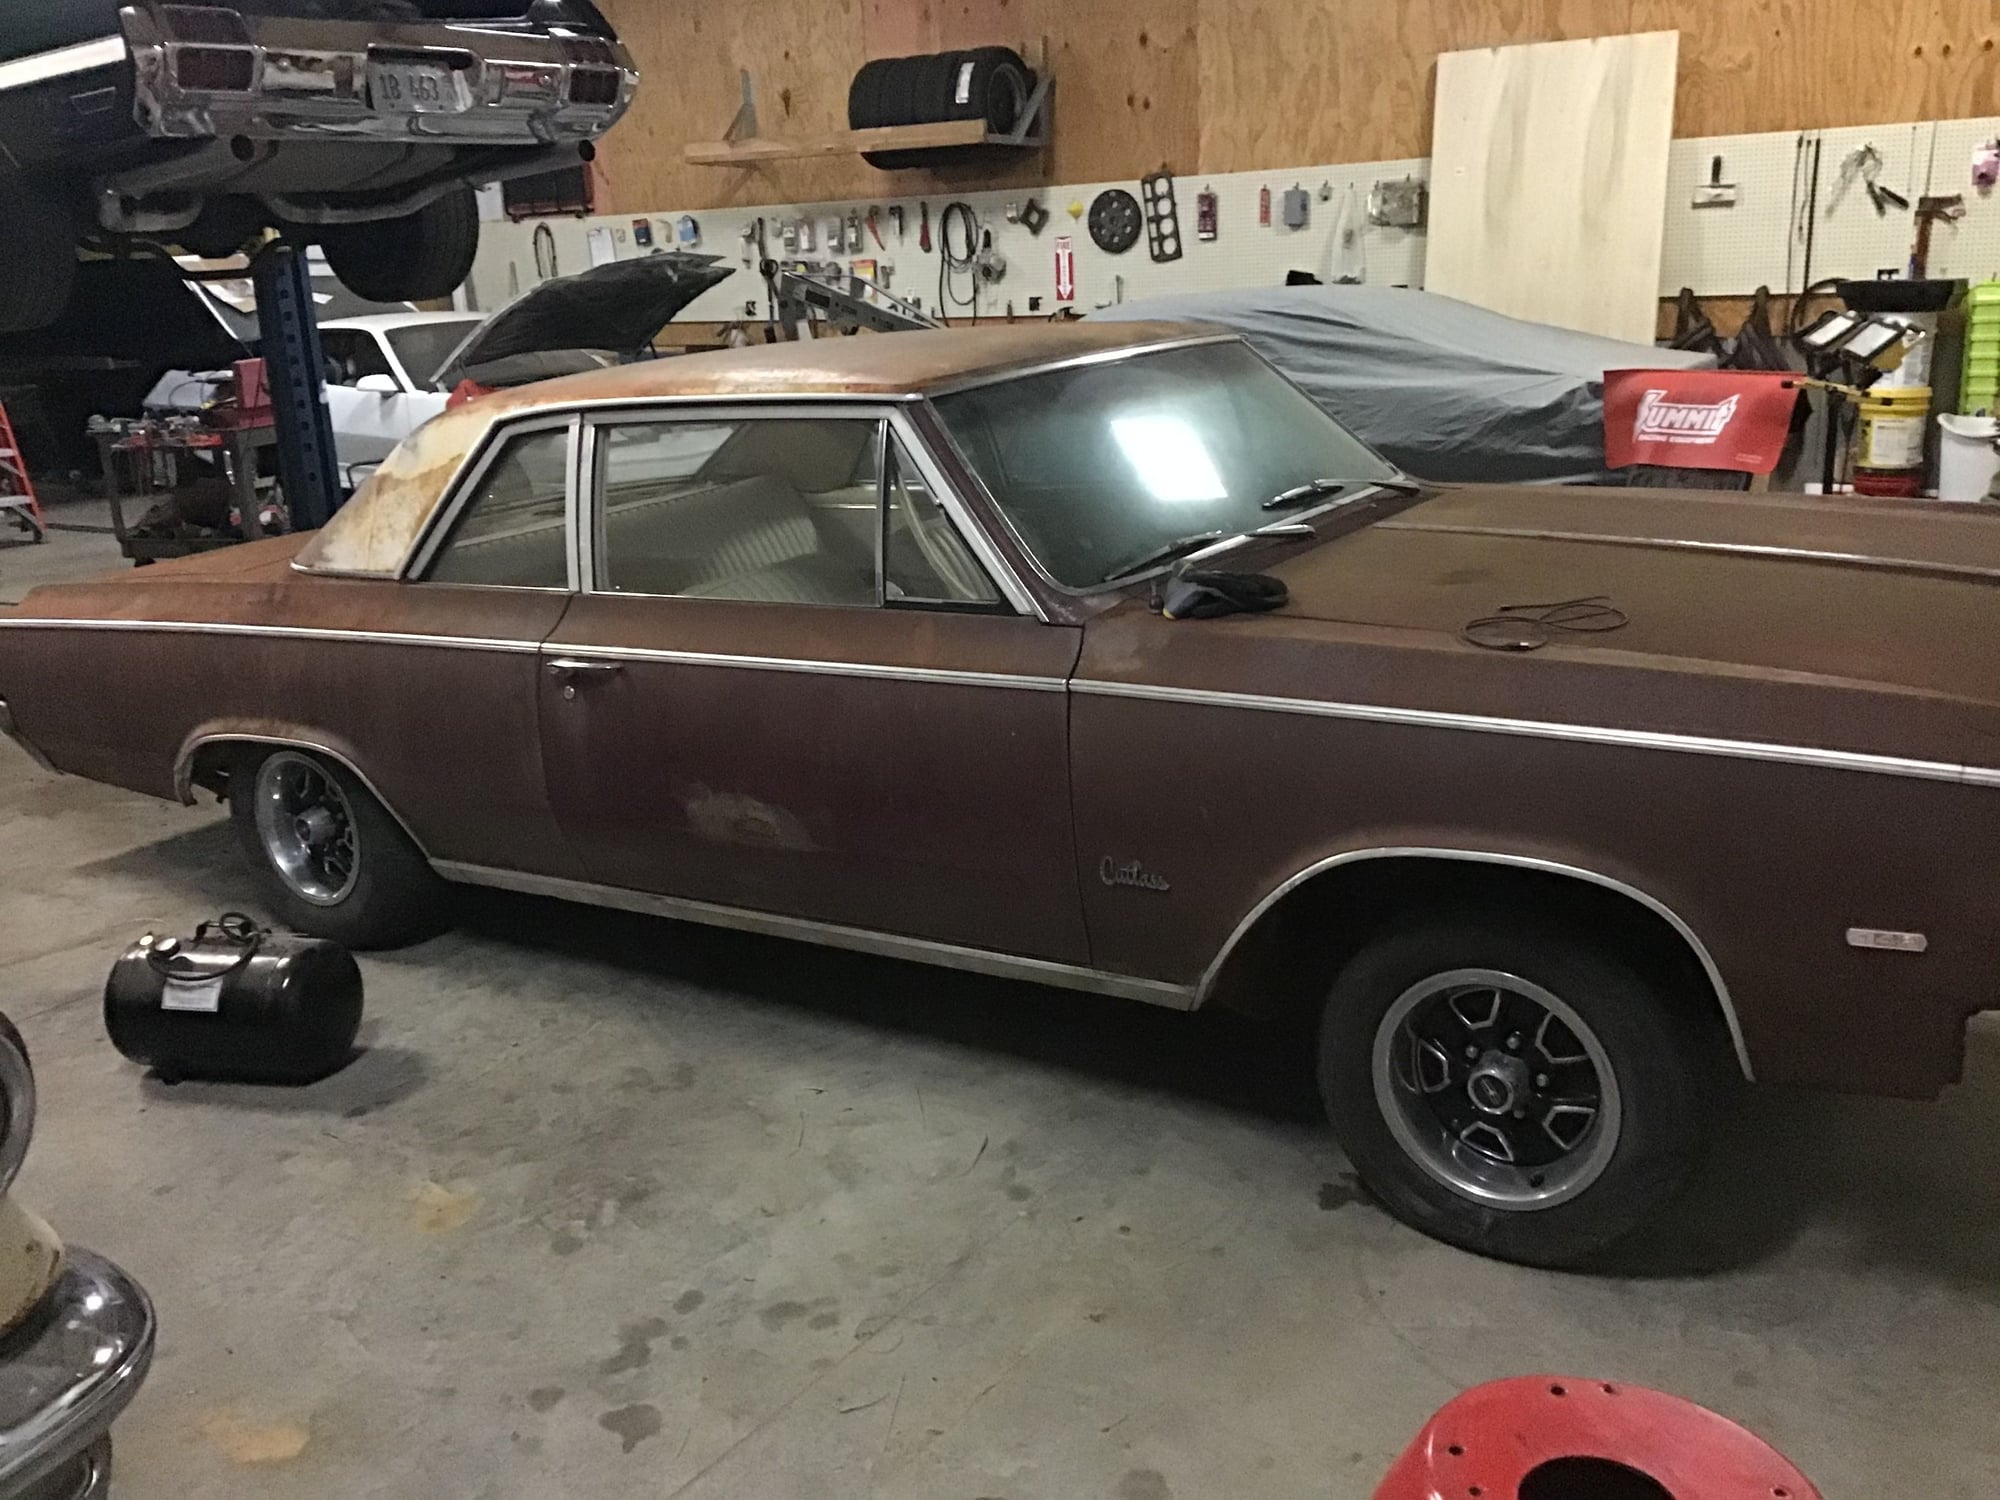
[317,313,486,480]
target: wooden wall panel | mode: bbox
[593,0,2000,215]
[1427,31,1679,342]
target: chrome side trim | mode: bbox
[1074,679,2000,789]
[1374,519,2000,583]
[432,860,1196,1009]
[0,697,58,775]
[0,36,127,92]
[0,618,542,655]
[1195,846,1754,1081]
[173,732,433,857]
[922,332,1242,397]
[531,642,1065,691]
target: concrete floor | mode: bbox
[4,511,1999,1498]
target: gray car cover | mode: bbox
[1092,285,1715,485]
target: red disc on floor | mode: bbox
[1373,1375,1821,1500]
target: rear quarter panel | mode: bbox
[0,541,580,876]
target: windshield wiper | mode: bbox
[1099,531,1232,583]
[1261,476,1424,510]
[1097,520,1316,584]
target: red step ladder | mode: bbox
[0,398,47,544]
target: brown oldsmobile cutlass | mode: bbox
[4,323,1996,1267]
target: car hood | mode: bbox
[1265,483,2000,708]
[438,253,734,388]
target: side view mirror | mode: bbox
[354,373,400,395]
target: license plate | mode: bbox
[369,59,466,114]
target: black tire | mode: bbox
[1318,914,1719,1268]
[228,747,447,949]
[847,57,895,129]
[0,177,76,335]
[320,185,480,304]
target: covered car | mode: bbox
[1092,285,1714,485]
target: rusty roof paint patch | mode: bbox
[294,323,1209,579]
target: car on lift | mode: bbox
[3,324,1997,1271]
[0,0,637,333]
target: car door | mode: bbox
[536,403,1089,963]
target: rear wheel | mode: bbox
[1319,915,1718,1267]
[228,748,446,948]
[320,186,480,304]
[0,177,76,334]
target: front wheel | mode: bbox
[228,748,446,948]
[1319,916,1719,1268]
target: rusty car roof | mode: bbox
[295,322,1212,578]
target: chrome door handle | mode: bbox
[544,658,624,676]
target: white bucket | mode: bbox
[1937,413,2000,502]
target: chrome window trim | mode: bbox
[431,859,1194,1009]
[885,407,1037,617]
[1072,678,2000,789]
[571,400,1043,619]
[171,732,432,857]
[524,642,1065,691]
[1197,846,1753,1080]
[921,332,1243,397]
[401,412,580,587]
[0,36,127,92]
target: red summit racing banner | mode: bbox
[1603,369,1801,473]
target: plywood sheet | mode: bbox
[1425,30,1679,342]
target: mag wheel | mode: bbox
[1320,917,1717,1268]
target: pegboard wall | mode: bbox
[466,114,2000,328]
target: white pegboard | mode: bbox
[466,155,1429,327]
[467,115,2000,326]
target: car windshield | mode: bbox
[387,319,485,390]
[930,340,1399,588]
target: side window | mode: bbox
[597,417,879,606]
[322,330,396,388]
[426,427,570,588]
[884,437,1002,607]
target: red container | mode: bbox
[1852,467,1924,498]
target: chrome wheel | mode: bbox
[252,752,359,906]
[1372,968,1621,1210]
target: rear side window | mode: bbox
[426,428,570,588]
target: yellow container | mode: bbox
[1856,386,1931,471]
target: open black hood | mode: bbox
[438,253,733,387]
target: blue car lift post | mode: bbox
[252,243,342,530]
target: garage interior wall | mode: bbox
[467,4,2000,328]
[588,0,2000,216]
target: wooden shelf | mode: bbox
[688,118,1005,166]
[684,61,1050,168]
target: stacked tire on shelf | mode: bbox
[848,48,1034,169]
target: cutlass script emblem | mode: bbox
[1099,857,1170,892]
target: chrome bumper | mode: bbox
[0,1252,155,1496]
[121,5,638,146]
